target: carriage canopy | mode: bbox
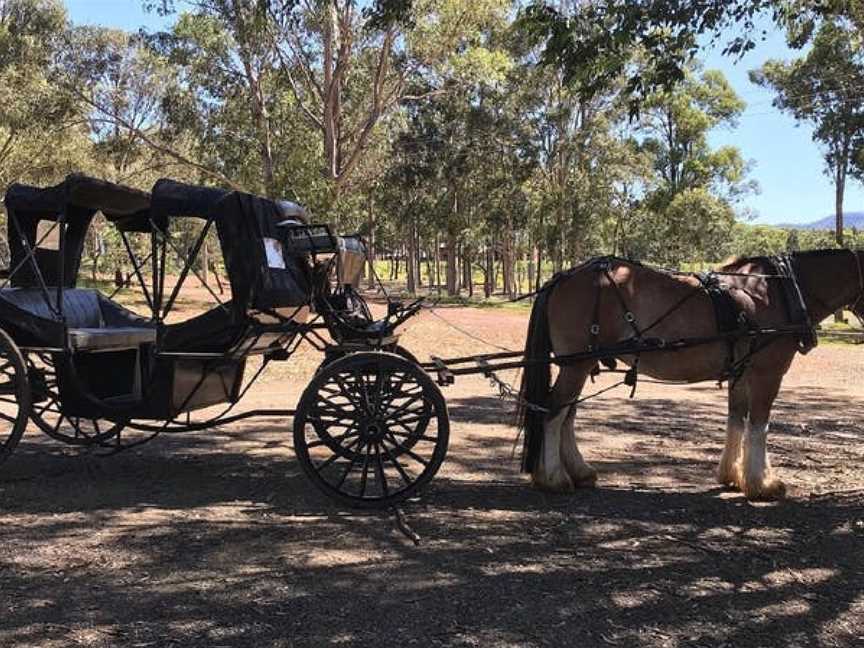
[4,174,151,287]
[3,174,311,314]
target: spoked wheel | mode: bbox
[294,351,449,508]
[26,352,125,446]
[317,344,419,374]
[0,329,30,466]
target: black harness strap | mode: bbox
[772,254,818,353]
[694,272,758,382]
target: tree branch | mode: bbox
[71,86,245,190]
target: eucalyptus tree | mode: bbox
[625,66,753,265]
[518,1,845,111]
[61,27,183,186]
[147,1,307,197]
[0,0,89,188]
[752,19,864,246]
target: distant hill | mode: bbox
[777,211,864,230]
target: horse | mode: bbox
[517,249,864,501]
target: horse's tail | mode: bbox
[517,286,553,473]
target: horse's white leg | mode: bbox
[717,377,748,487]
[532,405,574,492]
[740,372,786,500]
[560,405,598,487]
[532,364,592,493]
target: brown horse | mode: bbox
[518,249,864,500]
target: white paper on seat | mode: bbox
[263,238,286,269]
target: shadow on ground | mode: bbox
[0,382,861,647]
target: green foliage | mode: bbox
[517,1,841,113]
[752,16,864,244]
[0,0,91,187]
[0,0,857,298]
[617,66,756,265]
[626,187,737,265]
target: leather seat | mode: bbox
[0,288,103,327]
[0,287,154,350]
[67,326,156,351]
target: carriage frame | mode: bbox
[0,174,439,507]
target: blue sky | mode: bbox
[65,1,864,225]
[701,20,864,225]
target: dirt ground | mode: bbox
[1,305,862,647]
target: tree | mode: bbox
[624,66,754,265]
[518,1,852,112]
[751,20,864,246]
[0,0,90,187]
[147,2,292,195]
[61,27,183,184]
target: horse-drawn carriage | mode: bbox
[0,174,445,507]
[2,174,861,507]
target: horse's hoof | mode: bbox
[715,468,738,488]
[573,473,598,488]
[743,477,787,501]
[716,459,744,489]
[532,470,575,494]
[571,464,598,488]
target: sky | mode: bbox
[64,0,864,225]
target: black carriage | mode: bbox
[0,174,447,507]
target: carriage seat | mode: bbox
[0,288,155,351]
[66,326,155,351]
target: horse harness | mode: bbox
[568,253,824,392]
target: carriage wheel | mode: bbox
[317,344,419,373]
[294,351,449,508]
[26,352,125,446]
[0,329,30,466]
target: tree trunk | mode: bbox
[201,239,209,285]
[432,235,439,294]
[415,224,422,291]
[463,248,473,297]
[835,161,846,322]
[406,226,417,294]
[503,219,516,298]
[484,243,494,298]
[425,247,434,291]
[835,169,845,247]
[322,0,341,182]
[238,41,276,196]
[211,260,224,294]
[535,243,543,292]
[366,201,376,289]
[446,232,458,296]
